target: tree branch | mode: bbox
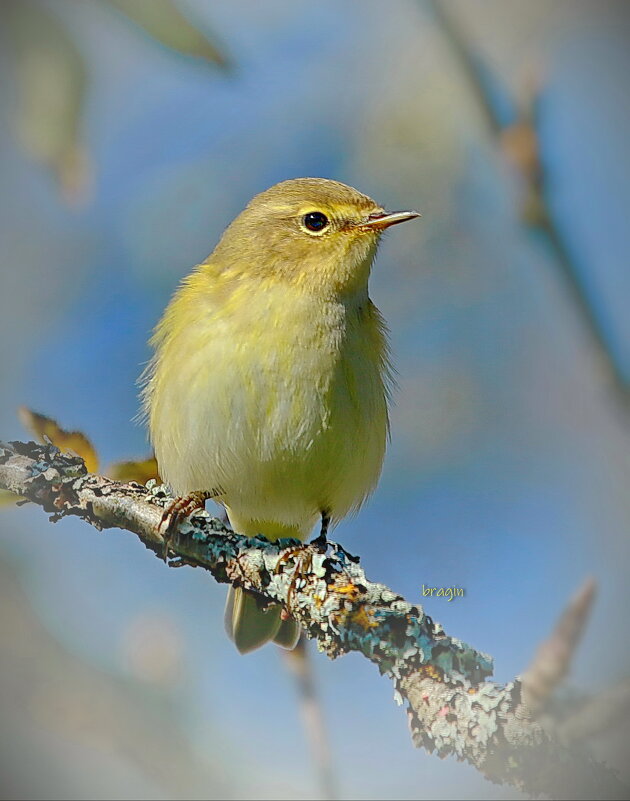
[521,578,596,716]
[428,0,630,410]
[0,440,627,799]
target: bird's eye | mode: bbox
[302,211,329,232]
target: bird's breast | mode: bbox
[148,279,390,527]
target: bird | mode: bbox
[142,177,419,653]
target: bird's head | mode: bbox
[208,177,419,298]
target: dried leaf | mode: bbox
[106,456,161,485]
[18,407,99,473]
[108,0,229,67]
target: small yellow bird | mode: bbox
[142,178,419,653]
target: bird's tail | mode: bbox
[223,510,310,653]
[224,586,300,654]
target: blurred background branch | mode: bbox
[282,636,337,800]
[521,576,596,715]
[429,0,630,411]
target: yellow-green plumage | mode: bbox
[142,178,417,653]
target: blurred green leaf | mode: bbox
[5,0,91,202]
[108,0,229,67]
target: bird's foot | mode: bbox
[275,547,312,617]
[310,509,330,553]
[159,490,214,561]
[274,511,331,611]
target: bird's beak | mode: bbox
[360,209,421,230]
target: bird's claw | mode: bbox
[158,491,209,562]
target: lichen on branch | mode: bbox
[0,440,626,799]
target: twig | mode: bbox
[0,440,627,799]
[282,636,337,800]
[428,0,630,409]
[521,578,596,715]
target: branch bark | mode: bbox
[0,440,626,799]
